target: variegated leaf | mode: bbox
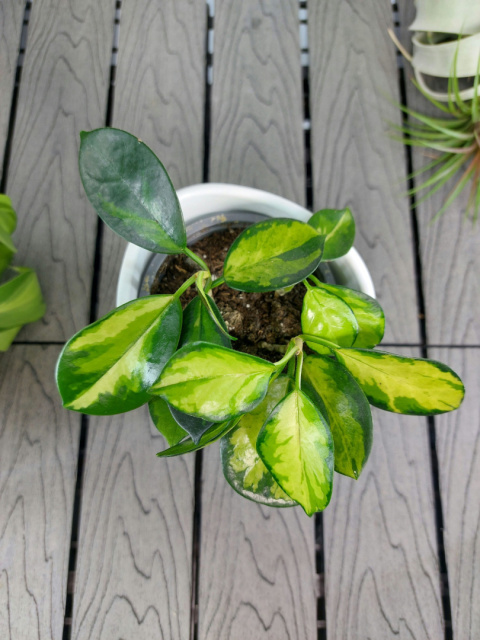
[169,405,213,444]
[335,348,465,415]
[318,283,384,348]
[257,389,334,516]
[149,397,186,446]
[151,342,275,422]
[79,128,186,254]
[301,287,358,350]
[157,419,236,457]
[221,376,297,507]
[309,207,355,260]
[223,218,324,292]
[0,267,45,329]
[56,295,181,415]
[302,355,372,479]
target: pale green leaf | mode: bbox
[335,348,465,415]
[221,376,297,507]
[151,342,275,422]
[308,208,355,260]
[302,355,372,479]
[301,287,358,350]
[56,295,181,415]
[224,218,324,292]
[257,389,334,516]
[0,267,45,329]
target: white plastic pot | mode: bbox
[116,183,375,306]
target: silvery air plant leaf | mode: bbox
[79,128,187,253]
[223,218,324,292]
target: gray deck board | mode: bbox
[0,346,80,640]
[432,348,480,639]
[200,2,316,639]
[71,409,194,640]
[0,0,24,175]
[70,2,207,638]
[309,0,420,344]
[5,0,114,341]
[98,0,207,317]
[323,349,443,639]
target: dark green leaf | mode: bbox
[79,128,186,254]
[168,405,214,444]
[179,296,231,349]
[309,208,355,260]
[302,355,373,479]
[223,218,324,292]
[157,419,236,457]
[149,397,186,446]
[56,295,181,415]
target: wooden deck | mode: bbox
[0,1,478,638]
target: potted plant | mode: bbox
[0,195,45,350]
[56,128,464,516]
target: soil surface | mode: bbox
[150,227,306,362]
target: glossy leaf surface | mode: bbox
[309,207,355,260]
[257,390,334,516]
[301,287,358,350]
[169,406,214,444]
[319,283,385,348]
[151,342,275,421]
[223,218,324,292]
[57,295,181,415]
[221,376,297,507]
[0,268,45,329]
[79,128,186,254]
[302,355,372,479]
[149,397,186,446]
[179,296,231,349]
[157,419,236,457]
[335,348,465,415]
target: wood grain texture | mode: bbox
[308,0,419,344]
[199,444,316,640]
[0,0,24,174]
[432,348,480,638]
[0,345,80,640]
[5,0,114,340]
[71,408,194,640]
[323,348,443,639]
[97,0,207,317]
[209,0,305,205]
[199,4,316,638]
[397,0,480,346]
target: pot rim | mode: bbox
[116,183,376,306]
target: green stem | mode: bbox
[308,274,323,288]
[184,246,209,272]
[295,350,304,390]
[173,273,198,300]
[303,278,314,291]
[208,275,225,291]
[287,354,296,379]
[300,334,338,351]
[274,341,298,371]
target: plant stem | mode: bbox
[308,274,323,288]
[173,273,198,300]
[209,275,225,290]
[274,341,298,371]
[184,246,209,272]
[295,350,304,390]
[300,334,338,351]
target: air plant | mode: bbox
[391,49,480,221]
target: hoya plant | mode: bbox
[56,128,464,516]
[0,195,45,350]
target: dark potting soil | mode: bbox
[150,227,306,362]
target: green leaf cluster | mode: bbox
[0,196,45,350]
[56,128,465,516]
